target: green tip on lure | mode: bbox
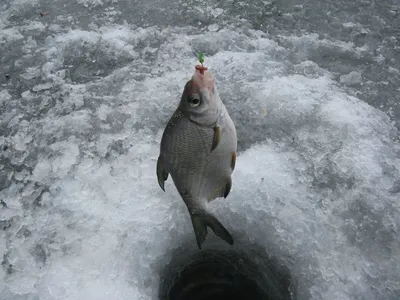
[198,52,204,65]
[193,51,205,65]
[193,51,208,74]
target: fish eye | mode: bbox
[188,94,201,107]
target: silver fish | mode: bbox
[156,66,237,249]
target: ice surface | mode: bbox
[1,0,400,300]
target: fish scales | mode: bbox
[157,66,237,248]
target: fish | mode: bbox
[156,65,238,249]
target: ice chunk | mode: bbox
[32,83,54,92]
[22,36,38,54]
[0,90,12,107]
[11,131,33,152]
[21,90,31,99]
[55,69,66,79]
[211,8,224,18]
[7,115,21,128]
[0,28,24,44]
[343,22,357,28]
[0,231,6,259]
[340,71,362,86]
[49,141,80,178]
[20,67,40,83]
[208,24,219,32]
[293,4,303,11]
[32,160,52,183]
[389,180,400,194]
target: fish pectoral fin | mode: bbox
[211,126,221,152]
[231,151,236,171]
[207,176,232,202]
[190,212,234,249]
[156,156,169,191]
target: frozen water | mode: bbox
[340,71,362,86]
[1,0,400,299]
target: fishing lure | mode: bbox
[193,51,208,74]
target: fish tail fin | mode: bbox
[190,212,234,249]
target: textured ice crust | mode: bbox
[1,1,400,300]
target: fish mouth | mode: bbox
[159,243,293,300]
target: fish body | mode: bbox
[157,66,237,249]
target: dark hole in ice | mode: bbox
[160,249,292,300]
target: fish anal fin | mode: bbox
[207,176,232,202]
[156,156,169,191]
[211,126,221,152]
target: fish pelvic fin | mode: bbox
[190,212,234,249]
[156,156,169,191]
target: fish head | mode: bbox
[178,67,219,126]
